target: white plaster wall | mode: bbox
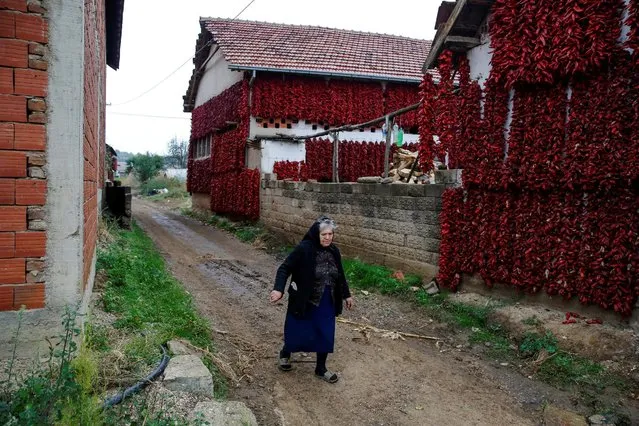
[194,46,244,108]
[0,0,86,358]
[467,33,493,89]
[250,118,420,145]
[261,140,306,173]
[256,118,420,173]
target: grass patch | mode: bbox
[93,220,225,422]
[97,222,211,348]
[141,176,187,199]
[181,207,266,245]
[518,332,627,392]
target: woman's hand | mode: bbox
[270,290,283,303]
[344,297,354,310]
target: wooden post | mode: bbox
[383,115,392,178]
[331,131,339,183]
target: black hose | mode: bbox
[102,344,170,409]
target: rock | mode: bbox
[167,340,191,356]
[191,401,258,426]
[380,177,394,184]
[357,176,382,184]
[588,414,606,425]
[543,405,588,426]
[163,355,213,397]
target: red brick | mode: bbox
[14,283,44,309]
[14,123,44,150]
[0,258,24,284]
[0,94,26,122]
[0,232,14,258]
[0,150,26,177]
[0,285,13,311]
[15,231,44,257]
[0,206,25,232]
[14,68,46,96]
[0,67,12,94]
[0,123,13,149]
[0,1,27,12]
[0,10,15,37]
[0,178,15,204]
[15,13,46,43]
[15,178,45,205]
[0,38,27,68]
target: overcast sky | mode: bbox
[105,1,440,155]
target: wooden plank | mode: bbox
[445,36,481,49]
[422,0,469,72]
[383,116,392,178]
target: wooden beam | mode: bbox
[445,36,481,49]
[331,131,340,183]
[422,0,469,72]
[383,116,392,178]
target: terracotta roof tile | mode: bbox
[201,18,433,82]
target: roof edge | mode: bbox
[228,65,424,84]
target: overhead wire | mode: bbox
[108,0,257,107]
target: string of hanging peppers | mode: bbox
[430,0,639,315]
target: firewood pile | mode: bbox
[388,148,425,183]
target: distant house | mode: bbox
[0,0,124,355]
[183,19,433,217]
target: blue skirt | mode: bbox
[284,287,336,353]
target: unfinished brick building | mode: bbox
[0,0,124,355]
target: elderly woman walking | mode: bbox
[269,216,354,383]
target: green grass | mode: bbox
[97,222,212,349]
[141,176,187,199]
[181,207,266,245]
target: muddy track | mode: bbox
[133,199,540,425]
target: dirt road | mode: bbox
[134,199,539,425]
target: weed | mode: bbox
[182,207,266,245]
[0,307,103,425]
[522,315,542,327]
[84,322,110,352]
[519,332,558,357]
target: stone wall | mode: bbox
[260,175,447,277]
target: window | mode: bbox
[193,135,211,159]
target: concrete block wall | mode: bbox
[0,0,49,310]
[260,175,447,277]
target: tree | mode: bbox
[126,152,165,183]
[166,137,188,169]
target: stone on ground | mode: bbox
[162,354,213,397]
[167,340,191,356]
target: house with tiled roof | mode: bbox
[183,18,433,217]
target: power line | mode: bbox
[108,0,257,107]
[107,111,190,120]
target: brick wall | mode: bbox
[82,0,106,287]
[0,0,49,311]
[260,176,447,277]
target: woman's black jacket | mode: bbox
[273,224,351,318]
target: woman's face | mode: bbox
[319,228,334,247]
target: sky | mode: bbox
[105,1,441,155]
